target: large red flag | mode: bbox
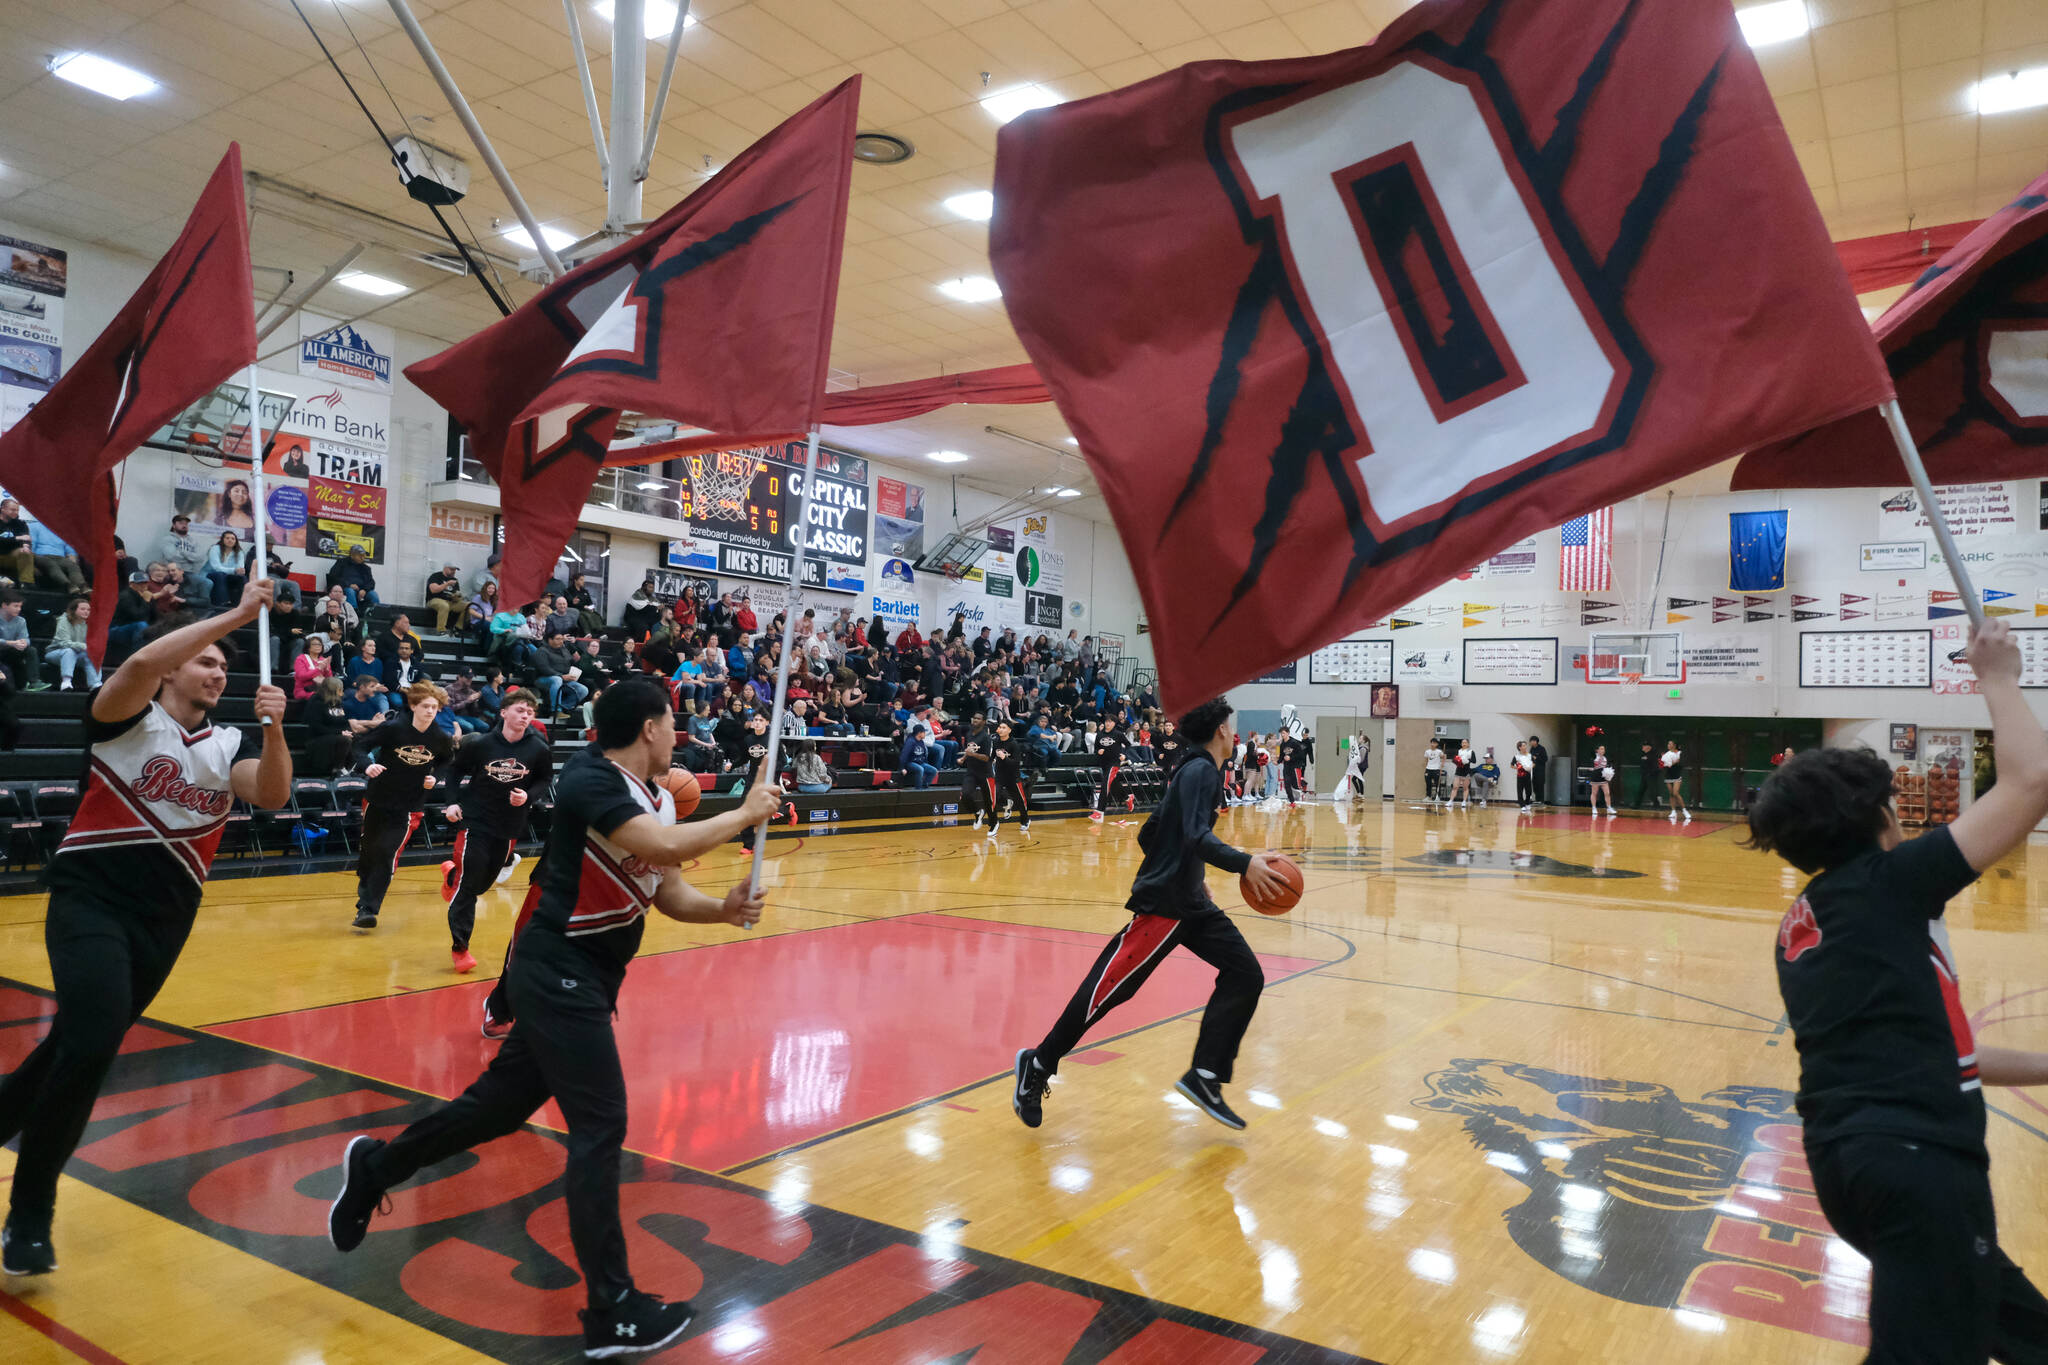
[1734,174,2048,491]
[407,78,859,607]
[988,0,1890,711]
[0,145,254,660]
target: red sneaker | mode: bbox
[439,860,457,904]
[451,948,477,974]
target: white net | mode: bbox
[686,451,763,522]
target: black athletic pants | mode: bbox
[446,828,514,952]
[1282,765,1304,803]
[1093,765,1123,811]
[482,882,542,1026]
[1424,770,1441,800]
[355,803,422,916]
[1635,771,1661,808]
[1810,1134,2048,1363]
[1036,903,1262,1083]
[1515,770,1533,804]
[365,932,633,1311]
[960,774,995,817]
[993,779,1029,825]
[0,893,191,1224]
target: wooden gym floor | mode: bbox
[3,797,2047,1363]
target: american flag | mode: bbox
[1559,509,1612,592]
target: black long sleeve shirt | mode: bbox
[1128,748,1250,917]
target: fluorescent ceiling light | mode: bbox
[925,450,969,464]
[1735,1,1808,47]
[1056,487,1082,498]
[937,275,1002,303]
[1975,67,2048,115]
[981,84,1062,124]
[594,0,696,40]
[943,190,994,221]
[336,272,407,296]
[501,223,578,252]
[635,479,665,491]
[49,53,158,101]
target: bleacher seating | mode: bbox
[0,597,1143,892]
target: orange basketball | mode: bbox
[1241,854,1304,915]
[659,767,702,819]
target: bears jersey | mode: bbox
[51,700,243,916]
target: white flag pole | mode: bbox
[748,430,822,903]
[1878,399,1986,630]
[243,366,274,723]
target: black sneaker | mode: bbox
[580,1289,694,1358]
[1175,1069,1247,1130]
[1,1220,55,1275]
[328,1135,389,1252]
[1012,1047,1050,1128]
[352,910,378,930]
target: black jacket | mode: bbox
[1129,750,1249,916]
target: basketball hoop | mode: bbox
[1620,672,1643,690]
[686,451,762,522]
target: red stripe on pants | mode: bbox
[1087,913,1178,1016]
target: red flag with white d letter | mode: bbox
[989,0,1890,711]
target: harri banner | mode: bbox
[989,0,1889,710]
[408,78,859,607]
[1736,169,2048,490]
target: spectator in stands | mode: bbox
[302,676,353,775]
[734,592,758,638]
[204,531,247,608]
[292,635,334,701]
[155,512,206,587]
[680,700,719,773]
[327,543,378,611]
[898,726,939,789]
[815,688,851,737]
[106,573,156,662]
[424,563,464,633]
[346,638,383,690]
[47,598,100,691]
[464,578,497,631]
[316,583,359,637]
[543,593,580,639]
[566,572,604,634]
[576,638,613,690]
[5,500,87,592]
[792,743,833,795]
[387,639,432,692]
[0,591,45,692]
[343,672,389,732]
[622,578,661,638]
[714,699,750,771]
[671,646,707,706]
[111,536,138,588]
[470,554,498,598]
[532,629,590,718]
[473,668,506,728]
[780,699,810,736]
[443,668,490,734]
[378,614,425,676]
[488,603,531,670]
[695,643,727,697]
[270,578,308,668]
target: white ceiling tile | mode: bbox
[1896,0,1985,68]
[1902,112,1978,168]
[1812,12,1899,86]
[1822,71,1902,135]
[1901,57,1979,122]
[1830,125,1905,180]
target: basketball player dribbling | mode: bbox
[330,680,784,1357]
[959,729,995,831]
[1012,697,1289,1132]
[439,687,551,974]
[0,588,291,1275]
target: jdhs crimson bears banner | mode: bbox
[989,0,1889,710]
[408,78,859,607]
[0,145,254,659]
[1735,170,2048,490]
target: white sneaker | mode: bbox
[1519,805,1531,813]
[1682,811,1692,823]
[495,854,521,886]
[58,680,72,691]
[1089,810,1104,822]
[1606,809,1618,818]
[1668,810,1678,822]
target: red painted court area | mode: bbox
[209,912,1322,1171]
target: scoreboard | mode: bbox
[668,440,871,594]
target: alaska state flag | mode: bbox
[989,0,1891,710]
[1730,511,1788,592]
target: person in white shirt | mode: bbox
[1448,743,1474,807]
[1423,738,1444,805]
[1513,741,1537,811]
